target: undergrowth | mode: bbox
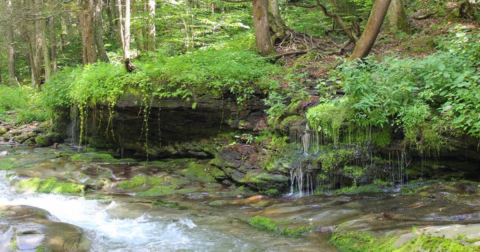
[307,27,480,154]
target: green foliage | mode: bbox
[308,28,480,153]
[317,149,356,172]
[145,48,278,104]
[0,86,49,124]
[306,101,352,145]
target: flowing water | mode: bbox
[2,146,480,251]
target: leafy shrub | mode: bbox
[307,27,480,152]
[0,86,49,124]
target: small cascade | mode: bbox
[288,124,320,196]
[68,105,80,145]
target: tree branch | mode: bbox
[288,0,357,43]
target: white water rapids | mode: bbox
[0,171,253,252]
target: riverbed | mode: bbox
[2,145,480,251]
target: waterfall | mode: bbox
[288,124,319,197]
[302,125,311,155]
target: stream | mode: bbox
[2,146,480,251]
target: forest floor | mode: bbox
[275,6,480,84]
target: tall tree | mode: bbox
[94,0,109,62]
[80,0,97,64]
[31,0,44,87]
[349,0,391,61]
[49,16,58,72]
[147,0,156,51]
[268,0,290,44]
[252,0,274,56]
[6,0,16,85]
[386,0,409,33]
[118,0,131,60]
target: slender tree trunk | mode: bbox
[148,0,156,51]
[349,0,391,61]
[252,0,274,56]
[32,0,43,87]
[131,0,144,52]
[6,0,16,85]
[42,15,51,82]
[94,0,109,62]
[80,0,97,64]
[386,0,409,33]
[117,0,125,55]
[49,16,58,72]
[124,0,131,59]
[105,0,116,36]
[268,0,289,44]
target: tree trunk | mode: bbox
[105,0,117,36]
[94,0,109,62]
[42,14,51,82]
[349,0,391,61]
[50,16,58,72]
[252,0,274,56]
[386,0,410,33]
[32,0,43,87]
[148,0,156,51]
[117,0,125,55]
[131,0,144,52]
[268,0,290,44]
[80,0,97,64]
[6,0,16,85]
[124,0,131,59]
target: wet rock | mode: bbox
[35,133,63,147]
[211,144,289,192]
[0,205,91,252]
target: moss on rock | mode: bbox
[35,133,63,147]
[248,215,313,237]
[18,177,84,195]
[330,230,480,252]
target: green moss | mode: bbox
[35,133,63,147]
[331,231,479,252]
[330,184,382,195]
[307,102,353,145]
[70,152,116,162]
[249,216,278,232]
[116,176,147,189]
[404,120,446,155]
[248,216,312,237]
[176,162,216,183]
[331,231,396,252]
[11,240,18,250]
[317,149,355,172]
[279,115,302,130]
[146,176,164,186]
[36,245,49,252]
[0,158,17,170]
[261,189,280,196]
[18,177,84,195]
